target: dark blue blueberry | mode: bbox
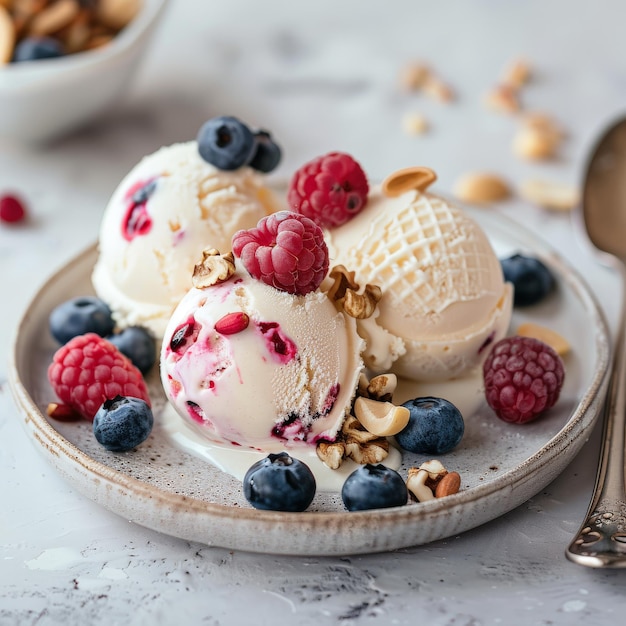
[243,452,316,512]
[500,253,555,307]
[93,395,153,452]
[249,131,282,173]
[131,179,158,204]
[197,116,256,170]
[107,326,156,374]
[49,296,115,345]
[341,464,408,512]
[13,37,65,62]
[396,397,464,455]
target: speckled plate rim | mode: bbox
[8,208,611,556]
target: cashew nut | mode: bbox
[353,397,410,437]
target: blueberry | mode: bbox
[107,326,156,373]
[396,397,464,455]
[93,395,153,452]
[49,296,115,344]
[243,452,316,512]
[500,253,555,307]
[249,131,282,173]
[13,37,64,62]
[197,116,256,170]
[341,464,408,512]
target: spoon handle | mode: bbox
[566,265,626,567]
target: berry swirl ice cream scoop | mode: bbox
[92,117,282,339]
[160,212,364,451]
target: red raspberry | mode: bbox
[48,333,151,421]
[483,336,565,424]
[287,152,369,228]
[0,194,27,224]
[232,211,329,295]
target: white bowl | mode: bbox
[0,0,168,144]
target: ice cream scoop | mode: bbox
[326,172,512,381]
[160,266,364,451]
[92,141,280,338]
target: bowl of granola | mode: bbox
[0,0,168,143]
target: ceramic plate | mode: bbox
[9,208,610,556]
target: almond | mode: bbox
[382,166,437,197]
[47,402,80,421]
[453,172,511,205]
[435,471,461,497]
[28,0,80,37]
[97,0,141,30]
[0,5,15,64]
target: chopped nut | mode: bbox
[406,468,435,502]
[342,283,382,319]
[516,322,570,355]
[453,172,511,205]
[399,61,431,91]
[316,441,345,470]
[418,459,448,481]
[402,112,429,135]
[192,249,236,288]
[502,58,531,88]
[519,179,580,212]
[341,414,380,444]
[344,437,389,464]
[363,373,397,403]
[353,397,410,437]
[483,84,520,114]
[435,471,461,498]
[326,265,359,305]
[382,166,438,198]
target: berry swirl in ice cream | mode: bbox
[160,212,365,451]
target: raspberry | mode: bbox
[287,152,369,228]
[232,211,329,295]
[483,336,565,424]
[48,333,151,421]
[0,194,27,224]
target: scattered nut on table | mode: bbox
[453,172,511,205]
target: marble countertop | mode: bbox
[2,0,626,623]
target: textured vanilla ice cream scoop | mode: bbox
[327,187,512,381]
[160,270,364,451]
[91,142,279,338]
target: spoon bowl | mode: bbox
[566,116,626,567]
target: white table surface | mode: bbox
[2,0,626,623]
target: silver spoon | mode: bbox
[566,117,626,567]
